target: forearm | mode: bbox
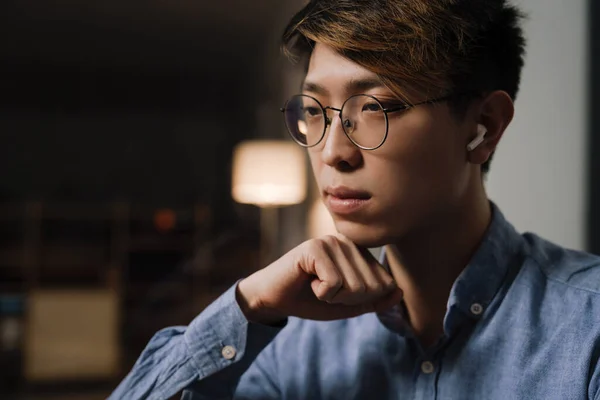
[109,282,285,400]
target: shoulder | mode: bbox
[522,232,600,294]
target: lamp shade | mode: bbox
[232,140,307,207]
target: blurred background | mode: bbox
[0,0,598,399]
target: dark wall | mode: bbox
[0,67,254,206]
[0,1,294,220]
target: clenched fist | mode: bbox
[237,234,403,324]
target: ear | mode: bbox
[467,91,514,165]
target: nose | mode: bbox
[320,111,363,171]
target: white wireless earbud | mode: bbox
[467,124,487,151]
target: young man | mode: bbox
[111,1,600,399]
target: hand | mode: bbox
[236,234,403,324]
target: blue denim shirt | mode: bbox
[110,205,600,399]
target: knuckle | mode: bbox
[305,238,319,250]
[305,239,326,255]
[384,280,396,289]
[378,271,396,288]
[364,281,380,292]
[381,274,396,288]
[347,281,366,293]
[334,232,349,242]
[321,235,339,247]
[325,278,343,290]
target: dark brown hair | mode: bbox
[282,0,526,174]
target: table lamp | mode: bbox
[232,140,307,264]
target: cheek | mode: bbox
[373,113,465,198]
[379,115,456,173]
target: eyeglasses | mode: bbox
[280,93,453,150]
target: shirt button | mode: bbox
[421,361,435,374]
[221,345,236,360]
[470,303,484,316]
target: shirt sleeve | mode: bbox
[108,281,286,400]
[182,328,283,400]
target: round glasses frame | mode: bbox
[280,93,454,150]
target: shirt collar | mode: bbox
[446,202,522,321]
[377,202,523,335]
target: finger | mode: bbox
[335,235,396,299]
[341,238,387,291]
[370,257,398,293]
[310,277,342,301]
[372,287,404,313]
[325,237,367,305]
[302,239,344,302]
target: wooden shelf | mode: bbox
[0,200,213,386]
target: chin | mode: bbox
[333,219,392,248]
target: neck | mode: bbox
[385,189,492,347]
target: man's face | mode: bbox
[304,44,479,247]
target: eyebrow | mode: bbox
[302,77,385,96]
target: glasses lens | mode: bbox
[341,95,387,149]
[283,95,325,147]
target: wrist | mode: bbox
[236,278,286,326]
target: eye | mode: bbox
[303,106,322,117]
[361,102,382,112]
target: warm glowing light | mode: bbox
[232,140,307,207]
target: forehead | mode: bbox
[304,44,384,95]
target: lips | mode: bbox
[324,186,372,200]
[324,186,372,215]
